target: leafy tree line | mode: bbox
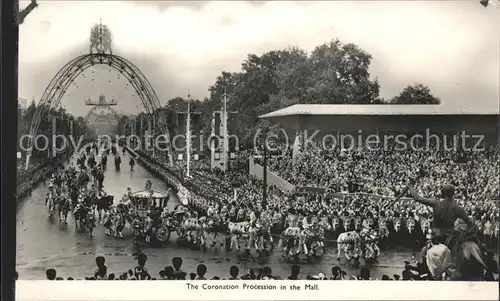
[158,39,440,147]
[18,100,87,160]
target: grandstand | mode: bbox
[259,104,499,145]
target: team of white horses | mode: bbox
[165,211,391,263]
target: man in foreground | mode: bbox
[408,183,489,279]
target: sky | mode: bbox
[18,0,499,117]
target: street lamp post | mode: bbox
[176,92,202,179]
[147,114,153,158]
[213,90,237,173]
[140,114,144,150]
[222,91,228,172]
[186,94,192,178]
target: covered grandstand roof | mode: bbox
[259,104,499,119]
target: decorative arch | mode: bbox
[26,53,174,167]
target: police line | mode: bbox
[15,280,497,301]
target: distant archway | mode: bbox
[85,104,119,125]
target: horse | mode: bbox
[130,215,147,246]
[278,224,302,257]
[336,230,363,268]
[47,196,55,219]
[362,230,380,264]
[70,188,79,210]
[253,215,274,254]
[426,230,491,281]
[178,218,203,248]
[101,155,107,170]
[202,216,226,250]
[457,240,494,281]
[86,212,96,239]
[113,209,126,239]
[301,222,328,258]
[95,195,114,222]
[228,221,253,252]
[77,172,90,188]
[103,211,114,236]
[73,204,88,232]
[58,198,70,224]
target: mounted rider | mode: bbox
[300,213,317,255]
[280,208,301,253]
[409,183,489,274]
[45,186,55,215]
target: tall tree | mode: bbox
[390,84,441,104]
[306,40,381,104]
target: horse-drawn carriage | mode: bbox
[127,189,172,247]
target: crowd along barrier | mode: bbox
[16,148,74,202]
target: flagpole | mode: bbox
[186,91,192,178]
[222,89,228,172]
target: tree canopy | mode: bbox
[160,39,440,146]
[162,39,414,146]
[389,84,441,105]
[18,101,86,160]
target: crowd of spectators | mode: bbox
[136,144,499,245]
[16,151,72,200]
[26,253,467,281]
[266,141,499,201]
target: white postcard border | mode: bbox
[16,280,498,301]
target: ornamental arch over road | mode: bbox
[26,21,174,168]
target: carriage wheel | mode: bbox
[312,241,324,258]
[151,225,170,246]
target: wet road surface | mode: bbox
[17,151,415,280]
